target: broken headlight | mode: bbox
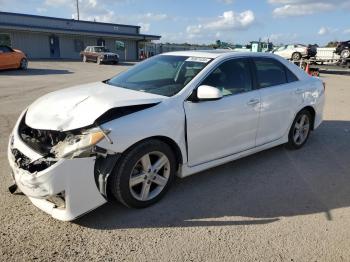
[51,128,109,158]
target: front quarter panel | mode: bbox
[97,99,187,165]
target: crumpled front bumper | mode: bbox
[7,113,107,221]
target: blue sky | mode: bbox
[0,0,349,45]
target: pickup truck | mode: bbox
[80,46,119,64]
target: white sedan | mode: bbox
[8,51,325,221]
[272,44,308,60]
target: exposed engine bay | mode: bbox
[18,116,68,157]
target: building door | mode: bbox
[49,35,60,58]
[97,38,105,46]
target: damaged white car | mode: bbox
[8,51,325,221]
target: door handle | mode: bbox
[295,88,304,94]
[247,98,260,106]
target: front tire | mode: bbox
[19,58,28,70]
[340,49,350,59]
[292,52,302,61]
[286,110,312,150]
[109,139,177,208]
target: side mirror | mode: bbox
[196,85,223,101]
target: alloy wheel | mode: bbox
[129,151,170,201]
[293,114,310,145]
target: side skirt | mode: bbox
[179,136,288,178]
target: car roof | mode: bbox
[162,50,233,59]
[161,50,281,59]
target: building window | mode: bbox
[0,34,11,46]
[74,39,84,52]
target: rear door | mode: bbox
[184,58,261,166]
[252,57,304,146]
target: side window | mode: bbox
[0,46,12,53]
[201,59,253,96]
[254,58,287,88]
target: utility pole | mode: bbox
[76,0,80,20]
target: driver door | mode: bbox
[184,58,261,166]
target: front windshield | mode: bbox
[107,55,212,97]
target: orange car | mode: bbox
[0,45,28,70]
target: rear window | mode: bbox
[254,58,287,88]
[253,58,299,88]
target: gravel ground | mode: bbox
[0,61,349,262]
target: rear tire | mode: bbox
[286,110,312,150]
[109,139,176,208]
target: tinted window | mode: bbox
[202,59,253,96]
[254,58,287,88]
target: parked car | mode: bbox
[80,46,119,64]
[8,51,325,221]
[335,40,350,59]
[0,45,28,70]
[272,44,315,60]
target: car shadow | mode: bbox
[76,120,350,229]
[320,70,350,76]
[0,68,72,76]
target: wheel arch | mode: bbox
[299,105,316,130]
[103,135,184,200]
[291,51,302,59]
[121,135,184,167]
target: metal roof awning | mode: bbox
[0,22,161,41]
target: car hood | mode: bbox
[25,82,165,131]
